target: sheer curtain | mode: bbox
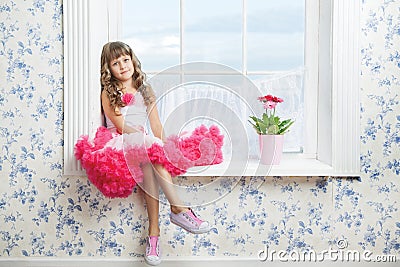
[146,63,304,164]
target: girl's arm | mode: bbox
[101,91,142,134]
[147,102,164,140]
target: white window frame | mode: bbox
[63,0,360,177]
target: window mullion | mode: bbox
[180,0,184,66]
[242,0,247,75]
[303,0,319,157]
[180,0,184,83]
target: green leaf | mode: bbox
[266,116,272,126]
[249,116,258,122]
[248,120,262,134]
[267,124,279,134]
[258,121,268,134]
[278,121,294,134]
[279,119,292,127]
[248,120,256,128]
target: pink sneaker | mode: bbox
[145,236,161,266]
[170,208,211,234]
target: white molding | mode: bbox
[331,0,360,175]
[63,0,91,175]
[63,0,110,175]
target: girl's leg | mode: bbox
[152,164,211,234]
[153,164,188,214]
[142,164,162,266]
[142,163,161,236]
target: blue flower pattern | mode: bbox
[0,0,399,260]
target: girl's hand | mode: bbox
[132,125,145,133]
[147,103,164,140]
[117,125,144,134]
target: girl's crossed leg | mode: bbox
[141,163,210,265]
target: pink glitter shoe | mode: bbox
[145,236,161,266]
[170,208,211,234]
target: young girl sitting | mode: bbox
[76,41,223,265]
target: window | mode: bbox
[63,0,360,177]
[121,0,305,157]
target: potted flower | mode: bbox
[248,95,294,165]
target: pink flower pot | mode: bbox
[259,135,284,165]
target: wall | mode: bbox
[0,0,399,262]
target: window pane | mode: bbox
[184,0,242,70]
[122,0,180,71]
[248,71,304,153]
[247,0,305,71]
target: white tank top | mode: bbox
[105,92,148,132]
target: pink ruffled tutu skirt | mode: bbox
[74,125,224,198]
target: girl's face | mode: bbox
[109,54,134,83]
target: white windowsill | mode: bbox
[184,153,359,177]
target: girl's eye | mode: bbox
[124,58,130,62]
[112,62,118,66]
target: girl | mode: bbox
[99,41,211,265]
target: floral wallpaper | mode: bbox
[0,0,399,262]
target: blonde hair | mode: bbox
[100,41,156,113]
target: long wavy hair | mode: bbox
[100,41,156,113]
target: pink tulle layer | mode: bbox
[74,125,224,198]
